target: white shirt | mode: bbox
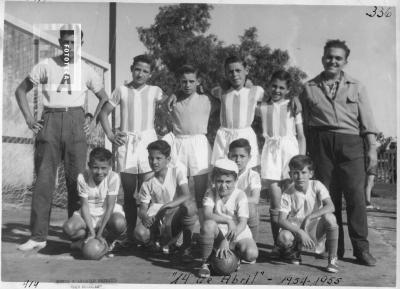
[259,99,302,138]
[236,168,261,202]
[109,84,165,132]
[29,56,103,107]
[203,188,249,224]
[280,180,331,225]
[138,162,188,209]
[215,86,264,129]
[77,170,120,217]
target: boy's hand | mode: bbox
[297,230,315,249]
[142,215,154,228]
[83,117,96,137]
[27,118,44,134]
[226,220,237,242]
[167,94,177,111]
[216,239,231,259]
[108,130,126,146]
[84,231,96,244]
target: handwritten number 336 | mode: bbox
[366,6,392,17]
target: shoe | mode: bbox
[70,239,84,250]
[179,247,194,263]
[115,237,136,249]
[316,251,329,260]
[270,245,281,259]
[283,250,301,265]
[325,257,339,273]
[366,204,379,212]
[198,263,211,278]
[241,259,256,264]
[17,239,47,251]
[355,251,377,266]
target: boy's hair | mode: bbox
[131,54,154,70]
[59,29,83,40]
[270,70,292,88]
[229,138,251,155]
[212,167,238,181]
[324,39,351,59]
[178,64,198,77]
[147,140,171,157]
[89,147,113,165]
[266,69,300,117]
[288,155,315,171]
[224,55,247,69]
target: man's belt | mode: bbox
[43,106,83,112]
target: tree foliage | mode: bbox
[137,4,307,141]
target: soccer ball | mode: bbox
[81,238,108,260]
[209,249,240,275]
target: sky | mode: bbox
[4,0,398,137]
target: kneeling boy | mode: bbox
[277,155,339,273]
[134,140,197,256]
[63,148,126,251]
[198,159,258,278]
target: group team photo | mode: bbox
[1,1,398,286]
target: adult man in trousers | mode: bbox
[15,25,108,251]
[301,39,377,266]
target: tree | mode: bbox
[137,4,307,142]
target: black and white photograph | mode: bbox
[1,0,398,287]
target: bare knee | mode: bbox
[182,201,198,218]
[322,213,337,228]
[277,230,294,248]
[244,245,259,262]
[108,213,127,236]
[63,220,76,237]
[134,223,150,244]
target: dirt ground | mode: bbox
[1,184,397,287]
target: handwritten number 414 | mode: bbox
[23,281,39,288]
[366,6,392,17]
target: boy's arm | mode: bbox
[301,197,335,229]
[295,122,306,155]
[95,195,117,242]
[98,102,125,146]
[159,183,191,212]
[138,202,153,228]
[15,77,43,133]
[278,211,315,249]
[80,197,96,240]
[247,188,261,204]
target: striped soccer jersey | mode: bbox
[218,86,264,129]
[109,84,164,132]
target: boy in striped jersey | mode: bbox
[210,55,264,168]
[99,55,170,245]
[163,65,213,214]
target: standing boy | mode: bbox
[134,140,197,257]
[99,55,170,245]
[228,138,261,239]
[278,155,339,273]
[16,26,108,251]
[210,55,264,168]
[198,159,258,278]
[63,147,126,250]
[163,65,213,212]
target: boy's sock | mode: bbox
[270,209,280,244]
[199,235,214,262]
[326,226,339,258]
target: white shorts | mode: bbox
[117,129,157,174]
[163,132,211,176]
[219,223,253,242]
[211,127,260,168]
[73,203,125,229]
[261,135,299,180]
